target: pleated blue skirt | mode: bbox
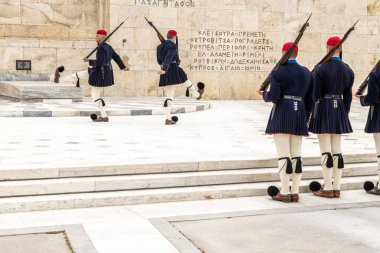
[265,99,309,136]
[309,98,352,134]
[159,64,188,87]
[88,65,114,87]
[364,104,380,133]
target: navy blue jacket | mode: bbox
[314,57,354,112]
[88,43,126,87]
[157,40,180,72]
[263,60,315,113]
[360,69,380,106]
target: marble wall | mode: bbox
[1,0,380,99]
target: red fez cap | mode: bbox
[97,30,107,36]
[327,36,341,47]
[167,30,177,36]
[282,42,298,52]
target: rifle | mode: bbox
[176,35,181,64]
[145,17,165,43]
[356,59,380,95]
[84,18,128,59]
[311,20,359,73]
[259,13,312,92]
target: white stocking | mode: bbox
[273,134,291,195]
[290,136,303,194]
[164,86,175,120]
[184,80,200,98]
[373,134,380,184]
[317,134,333,191]
[91,86,107,118]
[332,135,343,191]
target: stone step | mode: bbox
[0,163,376,197]
[0,176,376,214]
[0,81,83,102]
[0,153,376,180]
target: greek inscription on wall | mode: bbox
[135,0,196,8]
[188,30,275,72]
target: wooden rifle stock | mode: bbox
[356,59,380,95]
[311,20,359,73]
[85,18,128,59]
[145,17,165,43]
[259,13,312,91]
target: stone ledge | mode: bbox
[0,81,84,102]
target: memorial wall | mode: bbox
[0,0,380,99]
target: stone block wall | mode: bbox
[1,0,380,99]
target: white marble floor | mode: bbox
[0,100,373,170]
[0,99,377,252]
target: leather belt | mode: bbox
[323,94,342,99]
[282,95,303,101]
[160,61,178,67]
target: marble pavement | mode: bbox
[0,99,377,253]
[0,99,374,170]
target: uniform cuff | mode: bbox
[162,64,170,72]
[263,91,270,102]
[360,96,368,106]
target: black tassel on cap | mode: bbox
[333,154,344,169]
[292,157,302,174]
[279,157,292,174]
[322,152,333,168]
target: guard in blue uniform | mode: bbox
[157,30,205,125]
[259,42,314,203]
[309,37,354,198]
[83,29,129,122]
[357,68,380,195]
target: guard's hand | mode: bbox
[83,57,89,62]
[354,94,361,98]
[123,67,130,71]
[257,90,264,96]
[158,70,166,75]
